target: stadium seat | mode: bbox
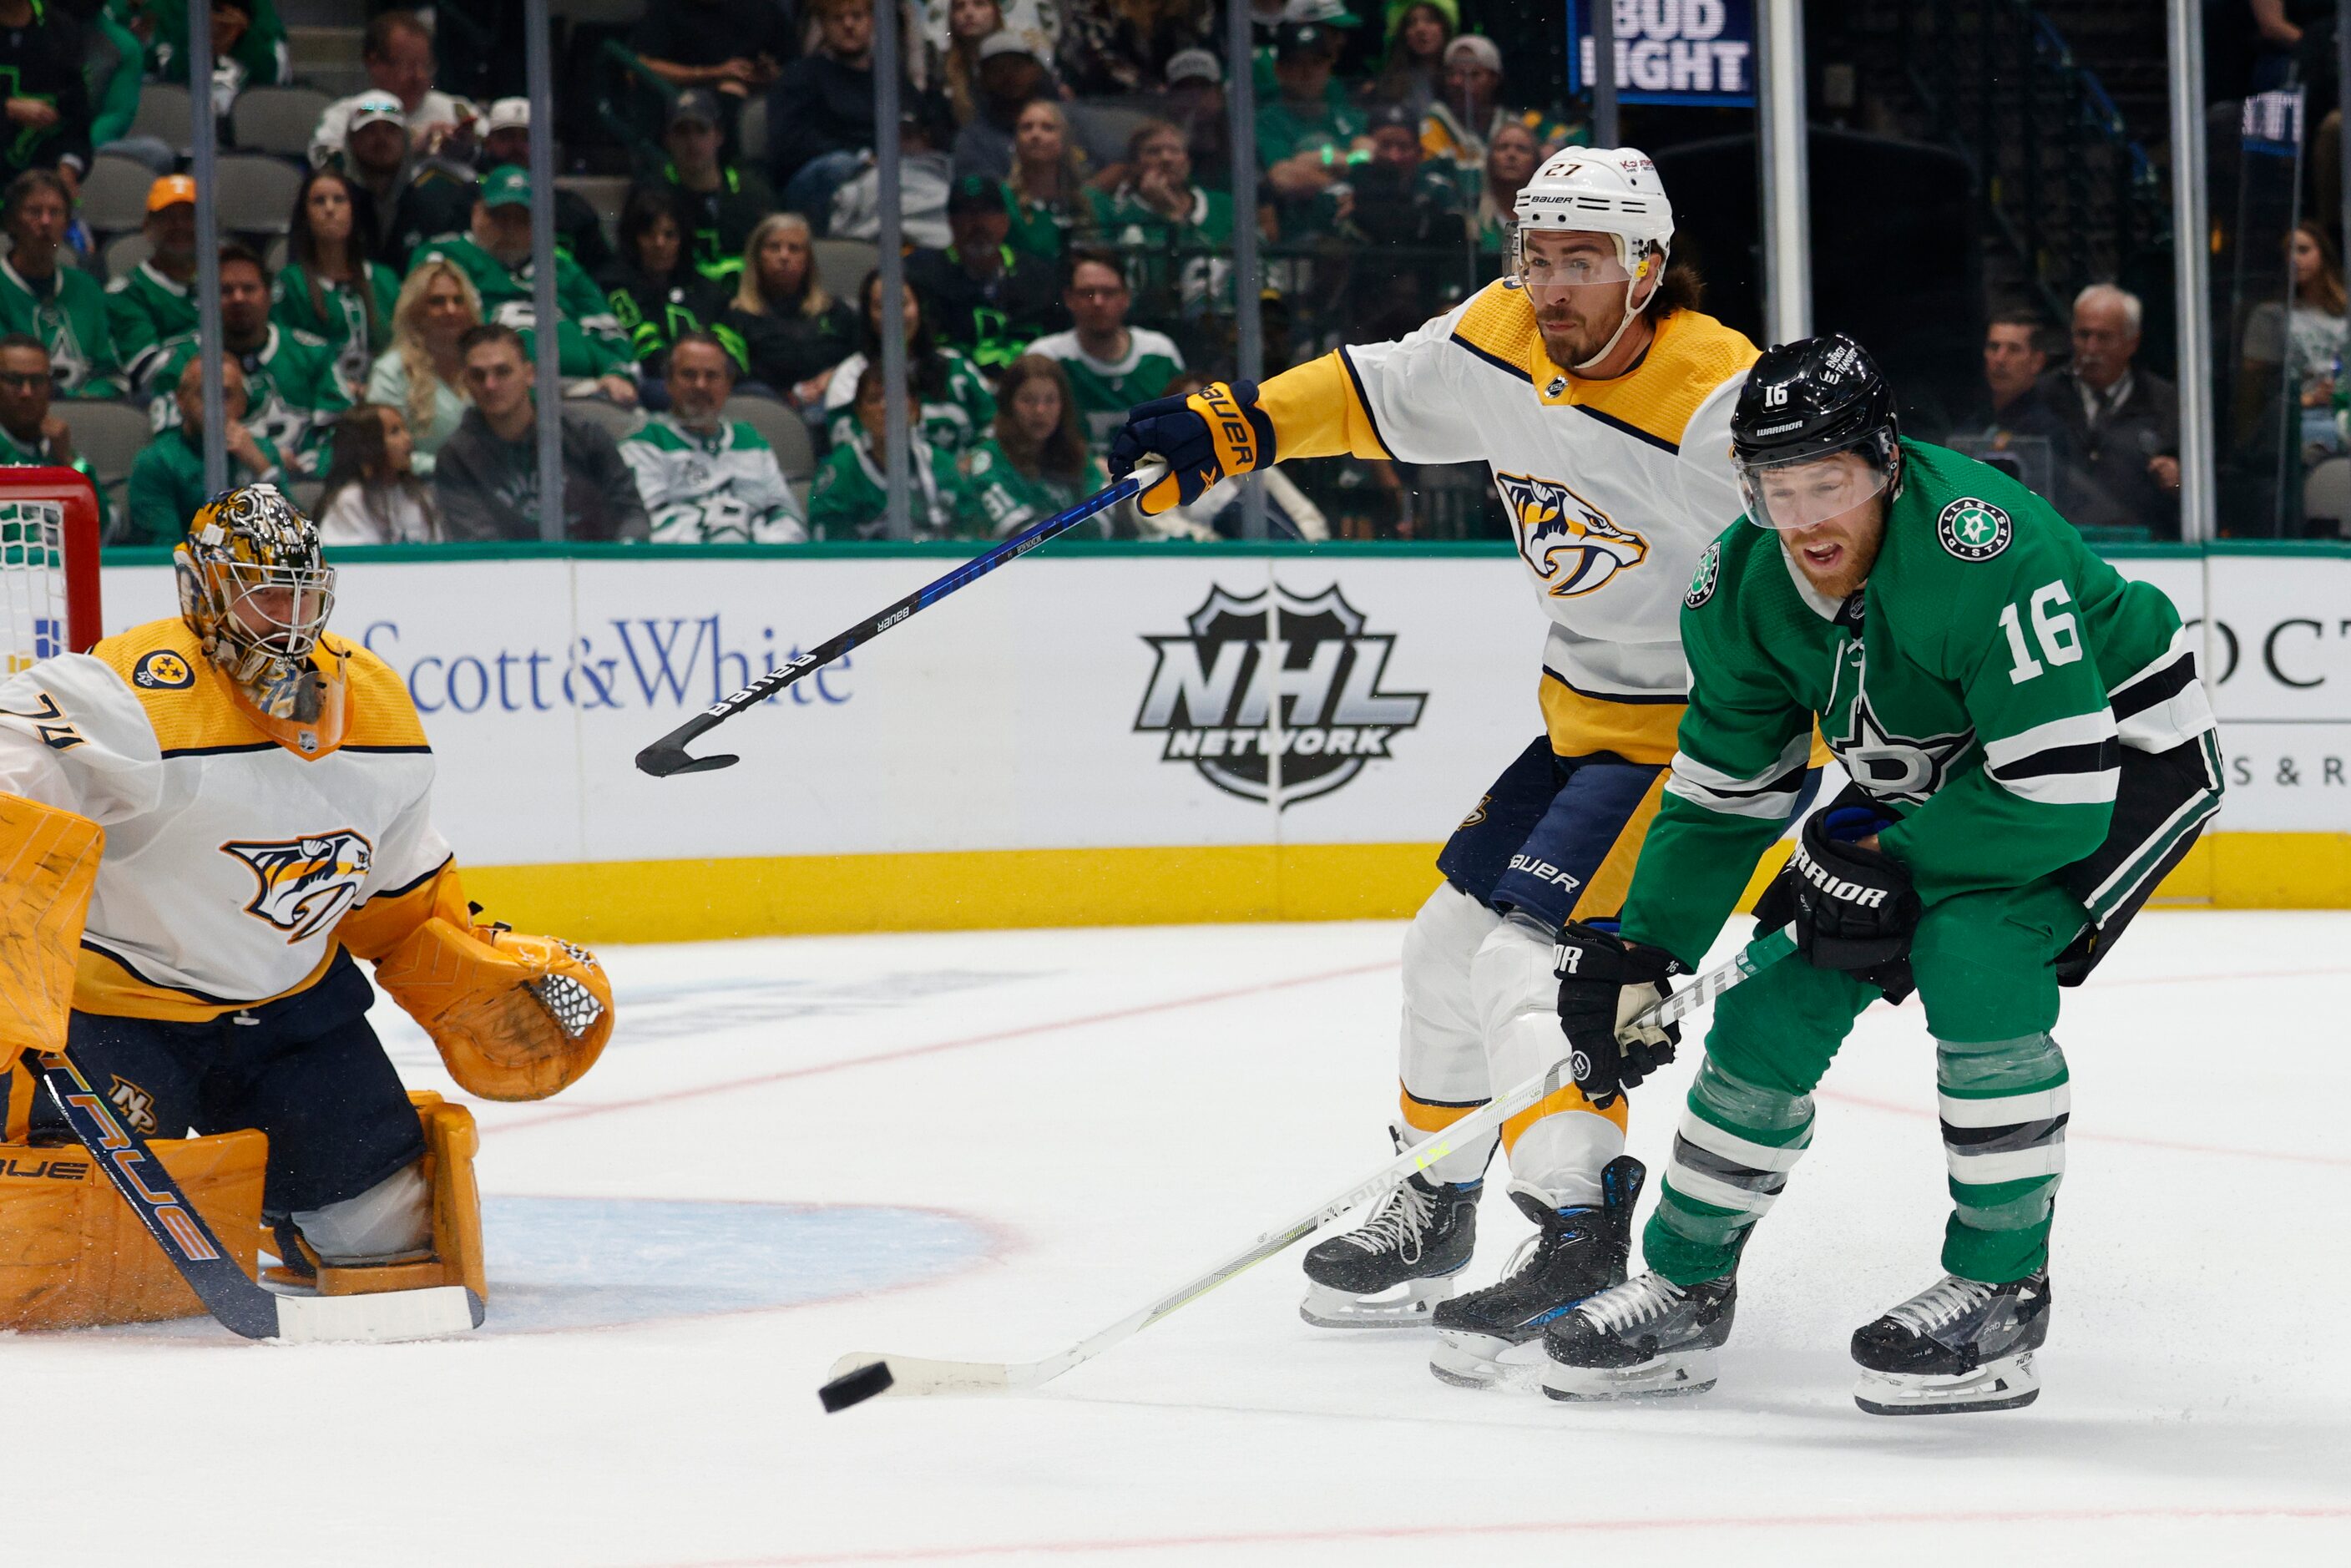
[2304,457,2351,534]
[811,239,878,305]
[724,393,813,479]
[128,83,194,152]
[738,96,768,175]
[1065,104,1156,173]
[78,155,157,236]
[215,156,306,236]
[569,398,644,443]
[232,86,335,159]
[54,402,154,496]
[104,232,153,281]
[265,236,290,275]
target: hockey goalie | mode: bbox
[0,483,613,1331]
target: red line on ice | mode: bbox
[639,1504,2351,1565]
[492,959,1401,1133]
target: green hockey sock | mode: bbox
[1937,1030,2069,1282]
[1644,1057,1813,1287]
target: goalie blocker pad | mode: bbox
[373,918,613,1100]
[0,793,104,1076]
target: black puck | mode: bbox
[819,1360,894,1414]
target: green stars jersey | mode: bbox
[407,233,631,380]
[959,438,1106,537]
[819,349,997,455]
[1620,439,2216,971]
[105,260,200,392]
[808,431,970,540]
[1021,327,1186,454]
[147,326,351,474]
[619,413,807,544]
[0,258,126,398]
[271,260,402,402]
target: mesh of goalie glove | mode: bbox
[372,917,614,1100]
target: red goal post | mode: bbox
[0,465,104,668]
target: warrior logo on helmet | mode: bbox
[222,829,375,942]
[1498,471,1651,597]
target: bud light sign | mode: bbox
[1567,1,1755,108]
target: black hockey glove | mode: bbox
[1753,797,1921,1003]
[1554,921,1683,1110]
[1107,380,1275,514]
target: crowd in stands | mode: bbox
[0,1,1578,548]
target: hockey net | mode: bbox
[0,468,103,672]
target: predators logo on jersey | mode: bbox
[1496,471,1650,598]
[222,830,376,942]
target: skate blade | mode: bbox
[1428,1332,1552,1393]
[1298,1277,1452,1330]
[1853,1352,2039,1416]
[1540,1348,1719,1403]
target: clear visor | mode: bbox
[1510,234,1639,292]
[1738,449,1891,531]
[220,560,336,660]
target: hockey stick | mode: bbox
[817,925,1797,1411]
[28,1048,483,1344]
[635,460,1170,777]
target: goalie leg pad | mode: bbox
[373,918,613,1100]
[0,1126,267,1331]
[0,794,104,1075]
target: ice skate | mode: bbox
[1425,1155,1641,1389]
[1540,1270,1737,1400]
[1298,1172,1479,1328]
[1850,1271,2050,1415]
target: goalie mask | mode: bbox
[175,484,338,706]
[1510,145,1675,372]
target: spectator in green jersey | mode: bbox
[820,268,997,453]
[1257,18,1365,235]
[0,170,124,397]
[106,174,201,392]
[1023,248,1186,455]
[0,331,111,534]
[1002,99,1092,264]
[961,353,1105,537]
[124,357,287,545]
[1087,119,1233,319]
[809,359,970,539]
[275,168,402,404]
[147,244,349,473]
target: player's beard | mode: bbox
[1533,283,1631,369]
[1784,510,1886,601]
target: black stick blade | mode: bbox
[635,744,740,778]
[820,1359,894,1414]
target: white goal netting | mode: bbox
[0,496,74,675]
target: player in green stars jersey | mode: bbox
[1542,335,2222,1415]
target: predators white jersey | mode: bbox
[1267,281,1758,763]
[0,619,460,1021]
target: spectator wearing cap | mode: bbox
[334,91,477,273]
[0,170,123,398]
[85,0,173,175]
[636,89,777,286]
[628,0,794,104]
[767,0,882,230]
[154,0,291,125]
[145,243,348,472]
[1086,119,1232,316]
[475,97,610,276]
[952,32,1057,185]
[410,168,635,401]
[1369,3,1454,120]
[1420,33,1572,185]
[1257,18,1366,230]
[310,8,477,169]
[104,175,202,391]
[1024,247,1186,456]
[274,166,402,403]
[1054,0,1214,99]
[1003,99,1094,264]
[906,175,1067,372]
[1343,101,1461,337]
[0,0,94,193]
[0,332,112,536]
[1161,48,1229,184]
[435,322,650,542]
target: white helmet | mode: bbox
[1512,146,1676,372]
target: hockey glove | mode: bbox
[1554,922,1683,1110]
[1108,380,1276,514]
[1753,797,1921,1002]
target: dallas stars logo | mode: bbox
[1938,497,2012,561]
[1825,643,1973,805]
[1685,541,1721,609]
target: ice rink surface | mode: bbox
[10,910,2349,1567]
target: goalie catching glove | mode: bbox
[1553,922,1682,1110]
[1752,795,1921,1002]
[1108,380,1276,514]
[372,917,614,1100]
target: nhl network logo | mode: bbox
[1135,583,1427,808]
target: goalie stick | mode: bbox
[637,460,1174,777]
[28,1048,482,1344]
[818,925,1797,1411]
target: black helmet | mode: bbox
[1730,333,1903,529]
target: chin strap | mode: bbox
[1572,242,1666,375]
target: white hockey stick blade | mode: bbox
[816,926,1797,1412]
[267,1286,483,1345]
